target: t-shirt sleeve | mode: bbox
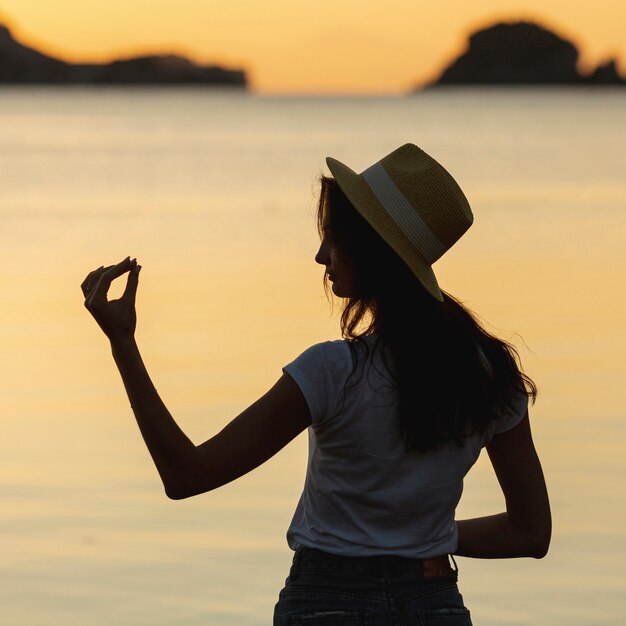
[282,341,352,425]
[477,343,529,437]
[492,389,529,435]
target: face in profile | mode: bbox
[315,236,357,298]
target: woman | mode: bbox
[82,144,551,625]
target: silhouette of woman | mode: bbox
[82,144,551,625]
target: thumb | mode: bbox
[123,264,141,303]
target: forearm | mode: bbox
[110,336,198,498]
[455,512,549,559]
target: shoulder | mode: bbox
[288,335,382,373]
[282,339,359,425]
[290,338,353,365]
[283,338,356,387]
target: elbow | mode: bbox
[164,478,199,500]
[529,522,552,558]
[509,502,552,558]
[509,514,552,558]
[165,486,191,500]
[164,478,217,500]
[165,483,205,500]
[531,532,551,559]
[531,544,549,559]
[160,453,224,500]
[162,458,209,500]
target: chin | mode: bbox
[331,284,351,298]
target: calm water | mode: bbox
[1,88,625,625]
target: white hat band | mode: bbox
[362,162,447,264]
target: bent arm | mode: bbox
[111,336,311,500]
[455,411,552,559]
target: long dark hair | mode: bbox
[317,175,537,452]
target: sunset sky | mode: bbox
[1,0,624,93]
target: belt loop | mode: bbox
[449,554,459,574]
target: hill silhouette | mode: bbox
[0,24,247,87]
[422,21,625,88]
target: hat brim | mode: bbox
[326,156,444,302]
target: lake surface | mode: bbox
[1,87,625,625]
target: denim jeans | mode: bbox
[273,548,472,625]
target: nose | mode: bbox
[315,239,330,266]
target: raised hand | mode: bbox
[82,256,141,341]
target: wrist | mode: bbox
[110,334,138,354]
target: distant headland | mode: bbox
[0,24,247,87]
[420,21,625,89]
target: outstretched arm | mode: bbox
[455,411,552,558]
[82,258,311,500]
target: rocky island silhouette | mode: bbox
[1,19,622,91]
[0,24,247,87]
[421,21,624,88]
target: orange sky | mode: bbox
[1,0,624,93]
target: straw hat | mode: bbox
[326,143,473,302]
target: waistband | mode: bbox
[293,547,457,578]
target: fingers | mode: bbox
[81,265,117,296]
[102,257,136,282]
[93,257,137,302]
[81,266,103,295]
[122,263,141,304]
[83,257,137,304]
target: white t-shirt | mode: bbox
[282,333,528,558]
